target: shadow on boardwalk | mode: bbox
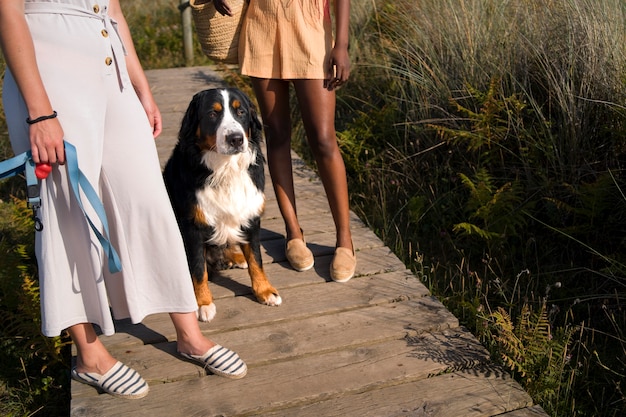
[70,66,548,417]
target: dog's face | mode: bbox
[193,88,255,155]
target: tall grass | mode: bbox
[334,0,626,415]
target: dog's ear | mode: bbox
[244,94,264,141]
[250,105,263,134]
[178,91,204,141]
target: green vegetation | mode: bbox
[0,197,69,416]
[121,0,212,68]
[1,0,625,415]
[331,1,626,416]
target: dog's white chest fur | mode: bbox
[196,150,264,245]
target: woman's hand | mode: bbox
[0,1,66,164]
[325,0,351,91]
[109,0,162,138]
[138,92,163,138]
[29,117,66,165]
[213,0,233,16]
[325,46,350,91]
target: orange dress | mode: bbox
[239,0,333,79]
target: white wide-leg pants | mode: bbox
[2,0,197,337]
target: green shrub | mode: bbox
[481,303,577,416]
[0,198,70,416]
[122,0,212,69]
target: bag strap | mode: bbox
[0,141,122,273]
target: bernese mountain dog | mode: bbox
[163,88,281,322]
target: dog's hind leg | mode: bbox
[240,241,282,307]
[222,244,248,269]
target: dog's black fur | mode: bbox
[163,88,281,322]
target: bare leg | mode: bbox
[71,313,242,382]
[293,79,353,251]
[170,312,215,355]
[69,323,150,398]
[251,77,354,279]
[70,314,216,373]
[171,312,247,379]
[69,323,117,374]
[250,77,303,242]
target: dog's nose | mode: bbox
[226,132,244,149]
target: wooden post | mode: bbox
[180,0,194,66]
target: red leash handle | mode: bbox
[35,163,52,179]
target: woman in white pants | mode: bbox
[0,0,246,399]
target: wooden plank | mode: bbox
[261,366,534,417]
[499,405,549,416]
[148,66,227,98]
[211,244,410,299]
[72,296,459,398]
[260,210,368,237]
[261,191,336,220]
[71,329,493,416]
[96,269,433,349]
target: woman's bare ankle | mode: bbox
[177,337,216,356]
[74,354,117,375]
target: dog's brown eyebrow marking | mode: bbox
[212,102,223,112]
[232,99,241,109]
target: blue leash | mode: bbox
[0,149,40,210]
[0,141,122,273]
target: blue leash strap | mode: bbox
[0,141,122,274]
[0,150,43,228]
[0,151,32,180]
[64,141,122,273]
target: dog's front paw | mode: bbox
[197,303,217,322]
[262,293,282,307]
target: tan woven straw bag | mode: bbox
[189,0,248,64]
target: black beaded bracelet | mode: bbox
[26,111,58,125]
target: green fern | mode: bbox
[452,169,526,242]
[484,303,576,414]
[430,77,534,165]
[428,80,532,245]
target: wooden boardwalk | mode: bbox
[70,66,548,417]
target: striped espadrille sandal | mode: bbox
[180,344,247,379]
[71,361,149,399]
